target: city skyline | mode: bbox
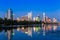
[0,0,60,21]
[0,0,60,40]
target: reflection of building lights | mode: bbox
[23,27,32,37]
[43,32,45,36]
[7,30,11,40]
[33,27,40,32]
[42,25,46,36]
[33,27,36,32]
[12,29,15,36]
[53,25,57,31]
[46,25,52,31]
[17,27,20,31]
[22,27,24,30]
[21,28,28,33]
[12,32,14,36]
[25,32,28,34]
[27,27,32,36]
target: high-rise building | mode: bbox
[28,12,32,21]
[43,12,46,22]
[12,14,15,20]
[33,17,36,21]
[6,8,13,20]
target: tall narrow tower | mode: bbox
[28,12,32,21]
[7,8,13,20]
[43,12,45,22]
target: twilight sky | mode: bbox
[0,0,60,21]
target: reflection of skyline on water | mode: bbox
[0,24,59,40]
[16,24,57,36]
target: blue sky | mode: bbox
[0,0,60,21]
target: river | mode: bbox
[0,24,60,40]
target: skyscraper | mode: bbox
[6,8,13,20]
[43,12,46,22]
[28,12,32,21]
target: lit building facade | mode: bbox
[43,12,46,22]
[33,16,40,21]
[33,17,36,21]
[16,17,20,22]
[21,16,28,21]
[35,16,40,21]
[45,17,52,23]
[6,8,13,20]
[53,18,57,22]
[28,12,32,21]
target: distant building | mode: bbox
[45,17,52,22]
[28,12,32,21]
[33,17,36,21]
[21,16,25,21]
[48,18,51,22]
[12,14,15,20]
[35,16,40,21]
[53,18,57,22]
[6,8,13,20]
[33,15,40,21]
[16,17,20,22]
[5,13,7,19]
[21,16,28,21]
[43,12,46,22]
